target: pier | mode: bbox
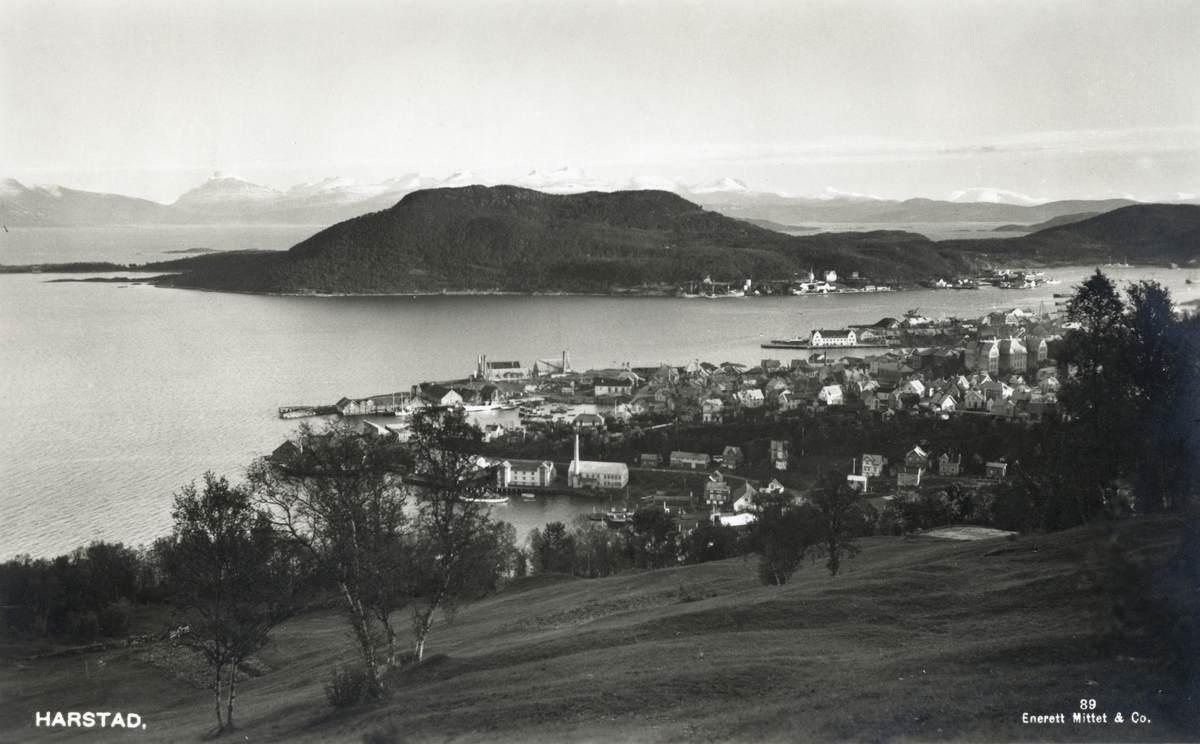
[278,405,337,419]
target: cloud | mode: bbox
[614,126,1200,169]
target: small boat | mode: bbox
[603,509,629,526]
[521,493,536,501]
[461,494,509,504]
[762,338,810,349]
[464,403,503,412]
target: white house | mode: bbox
[702,398,724,423]
[860,454,886,477]
[737,389,765,408]
[818,385,845,406]
[497,460,557,488]
[732,483,759,512]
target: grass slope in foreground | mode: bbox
[2,516,1193,743]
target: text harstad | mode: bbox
[35,711,145,729]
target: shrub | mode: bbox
[69,611,100,642]
[324,665,369,708]
[97,600,130,638]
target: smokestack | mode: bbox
[574,433,580,467]
[563,350,571,373]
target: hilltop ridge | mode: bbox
[149,185,976,294]
[141,188,1200,295]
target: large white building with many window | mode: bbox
[810,329,857,347]
[496,460,556,489]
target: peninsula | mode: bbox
[135,188,1199,296]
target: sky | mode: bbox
[2,0,1198,204]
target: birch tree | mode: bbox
[406,408,512,661]
[248,420,410,692]
[158,473,299,733]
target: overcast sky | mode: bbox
[2,0,1197,203]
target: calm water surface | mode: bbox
[2,227,1197,559]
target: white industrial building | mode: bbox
[567,435,629,489]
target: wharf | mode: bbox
[278,405,338,419]
[760,340,895,350]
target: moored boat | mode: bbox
[603,508,629,526]
[461,494,510,504]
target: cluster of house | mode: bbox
[491,441,790,494]
[299,308,1068,500]
[582,309,1068,425]
[698,471,789,527]
[847,445,1010,492]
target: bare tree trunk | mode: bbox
[412,603,437,662]
[226,664,237,731]
[214,664,225,732]
[339,582,381,690]
[384,617,398,668]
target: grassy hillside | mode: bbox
[3,515,1194,742]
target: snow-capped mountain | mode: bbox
[687,177,750,195]
[173,173,284,206]
[0,178,173,226]
[945,187,1047,207]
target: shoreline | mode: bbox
[1,259,1188,299]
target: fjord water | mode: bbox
[2,227,1196,559]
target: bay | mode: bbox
[2,227,1197,560]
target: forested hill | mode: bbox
[147,186,977,294]
[943,204,1200,266]
[145,188,1200,295]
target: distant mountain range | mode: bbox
[5,170,1196,229]
[141,186,1200,296]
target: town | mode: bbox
[276,304,1070,531]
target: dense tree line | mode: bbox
[997,272,1200,530]
[0,542,159,641]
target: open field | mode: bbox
[2,515,1194,743]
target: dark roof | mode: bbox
[505,459,552,472]
[595,377,634,386]
[422,384,455,400]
